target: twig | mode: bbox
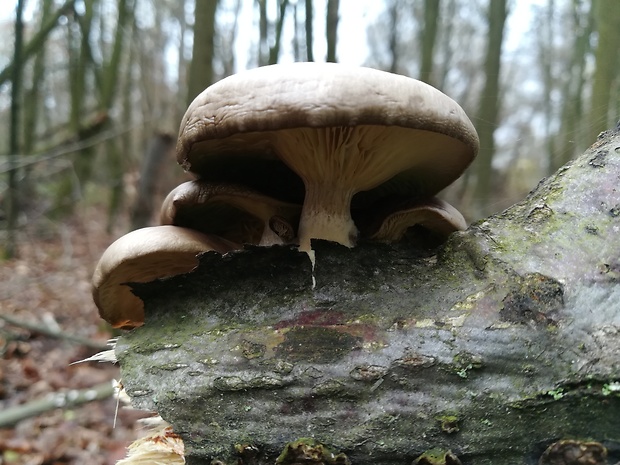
[0,381,115,428]
[0,314,109,351]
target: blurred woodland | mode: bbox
[1,0,620,258]
[0,0,619,463]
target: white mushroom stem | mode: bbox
[259,221,286,246]
[273,125,428,251]
[297,181,358,251]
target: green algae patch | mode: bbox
[277,438,350,465]
[413,448,462,465]
[275,326,362,363]
[437,415,460,434]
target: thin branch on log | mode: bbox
[0,314,109,351]
[0,381,114,428]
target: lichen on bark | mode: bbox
[116,129,620,465]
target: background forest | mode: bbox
[0,0,619,464]
[2,0,620,257]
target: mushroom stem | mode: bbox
[297,183,358,251]
[259,223,285,246]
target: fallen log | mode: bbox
[115,127,620,465]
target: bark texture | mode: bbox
[116,129,620,465]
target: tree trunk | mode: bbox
[22,0,53,155]
[221,0,242,77]
[539,0,555,172]
[387,0,399,74]
[53,0,133,216]
[187,0,218,104]
[325,0,339,63]
[116,128,620,464]
[5,0,26,259]
[129,133,175,230]
[268,0,289,65]
[257,0,269,66]
[550,0,593,174]
[436,0,455,90]
[101,0,133,109]
[305,0,314,61]
[293,3,301,61]
[471,0,508,218]
[588,0,620,144]
[419,0,440,86]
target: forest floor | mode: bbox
[0,206,151,465]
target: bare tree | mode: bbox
[5,0,26,259]
[257,0,269,65]
[305,0,314,61]
[550,0,594,173]
[130,133,175,230]
[471,0,509,217]
[187,0,218,104]
[387,0,399,73]
[326,0,339,62]
[588,0,620,143]
[419,0,440,85]
[269,0,290,65]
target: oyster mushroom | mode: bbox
[176,62,478,251]
[358,197,467,243]
[160,181,301,246]
[92,226,236,329]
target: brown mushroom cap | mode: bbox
[177,62,478,250]
[360,197,467,243]
[92,226,236,329]
[160,181,301,246]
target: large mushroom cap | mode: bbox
[177,62,478,249]
[92,226,236,329]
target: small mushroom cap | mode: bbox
[359,197,467,243]
[92,226,236,329]
[176,62,479,205]
[160,181,301,245]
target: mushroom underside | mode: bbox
[184,125,473,250]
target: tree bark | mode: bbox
[305,0,314,61]
[268,0,289,65]
[53,0,133,216]
[5,0,25,259]
[187,0,218,105]
[550,0,593,173]
[116,128,620,464]
[325,0,339,63]
[129,132,175,230]
[419,0,440,86]
[471,0,508,218]
[588,0,620,144]
[387,0,399,74]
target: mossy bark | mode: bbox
[116,128,620,465]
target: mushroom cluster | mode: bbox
[92,62,478,329]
